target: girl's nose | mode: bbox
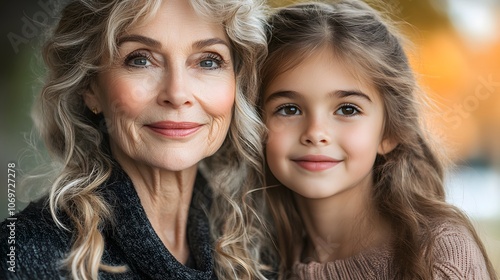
[300,116,331,146]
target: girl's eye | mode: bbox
[199,53,225,70]
[335,104,360,116]
[275,105,301,116]
[125,51,153,68]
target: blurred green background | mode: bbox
[1,0,499,274]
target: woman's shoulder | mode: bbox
[431,221,490,279]
[1,197,72,242]
[1,198,72,279]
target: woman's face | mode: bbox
[84,0,235,171]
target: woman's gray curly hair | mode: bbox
[32,0,269,278]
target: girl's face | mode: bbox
[84,0,235,172]
[263,48,392,199]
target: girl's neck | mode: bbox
[294,178,392,263]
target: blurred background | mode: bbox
[1,0,499,274]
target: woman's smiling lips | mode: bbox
[145,121,202,138]
[292,155,341,171]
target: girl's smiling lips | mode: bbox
[145,121,203,138]
[292,155,342,172]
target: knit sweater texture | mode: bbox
[1,167,216,279]
[292,223,490,279]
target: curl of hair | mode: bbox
[260,1,497,279]
[192,0,273,278]
[33,0,269,279]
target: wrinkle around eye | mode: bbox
[124,50,155,68]
[194,52,229,71]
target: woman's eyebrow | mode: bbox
[193,38,230,49]
[117,36,229,51]
[117,34,162,48]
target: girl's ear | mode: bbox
[378,137,398,155]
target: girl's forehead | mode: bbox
[272,47,377,91]
[265,52,382,104]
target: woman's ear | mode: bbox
[82,83,101,115]
[377,137,398,155]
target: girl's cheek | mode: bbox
[266,116,301,134]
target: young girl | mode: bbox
[259,1,497,279]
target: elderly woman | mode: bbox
[0,0,269,279]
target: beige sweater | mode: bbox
[292,223,491,279]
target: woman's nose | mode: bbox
[157,66,193,108]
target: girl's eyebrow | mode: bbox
[264,90,299,104]
[333,90,372,102]
[265,90,372,104]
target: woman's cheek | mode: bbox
[200,77,236,118]
[107,75,158,114]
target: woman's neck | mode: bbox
[115,150,198,264]
[294,177,392,263]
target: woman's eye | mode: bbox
[199,59,218,68]
[199,54,224,70]
[276,105,301,116]
[130,57,151,67]
[335,104,360,116]
[125,51,153,68]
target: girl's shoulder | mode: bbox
[291,244,394,279]
[431,222,491,279]
[431,221,481,256]
[1,198,72,279]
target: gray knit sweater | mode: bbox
[1,167,217,279]
[292,223,490,279]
